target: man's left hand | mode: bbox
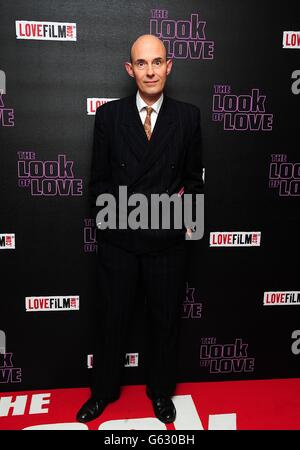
[186,227,193,239]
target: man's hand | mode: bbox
[186,227,193,239]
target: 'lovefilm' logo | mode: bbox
[87,353,138,368]
[200,337,255,374]
[16,21,77,41]
[212,85,273,131]
[25,296,80,312]
[182,283,202,319]
[124,353,139,367]
[150,10,214,60]
[283,31,300,49]
[84,219,97,253]
[264,291,300,306]
[0,234,15,250]
[87,98,118,115]
[269,154,300,196]
[210,232,261,247]
[17,151,83,196]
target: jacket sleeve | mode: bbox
[88,105,115,220]
[182,106,204,228]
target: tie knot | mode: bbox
[145,106,153,116]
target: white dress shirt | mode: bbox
[136,91,164,132]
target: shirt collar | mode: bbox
[136,90,164,114]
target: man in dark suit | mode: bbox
[77,34,204,424]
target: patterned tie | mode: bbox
[144,106,153,140]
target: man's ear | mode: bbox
[166,59,173,76]
[124,62,135,78]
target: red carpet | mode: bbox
[0,378,299,430]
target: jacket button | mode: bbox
[165,189,169,193]
[120,162,126,168]
[170,164,175,169]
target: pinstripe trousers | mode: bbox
[91,238,187,400]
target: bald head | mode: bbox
[125,34,172,105]
[130,34,167,63]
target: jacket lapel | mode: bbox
[121,96,149,162]
[121,95,176,189]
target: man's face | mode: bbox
[125,37,172,101]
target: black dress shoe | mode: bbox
[151,396,176,424]
[76,397,112,423]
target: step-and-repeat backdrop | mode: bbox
[1,0,299,392]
